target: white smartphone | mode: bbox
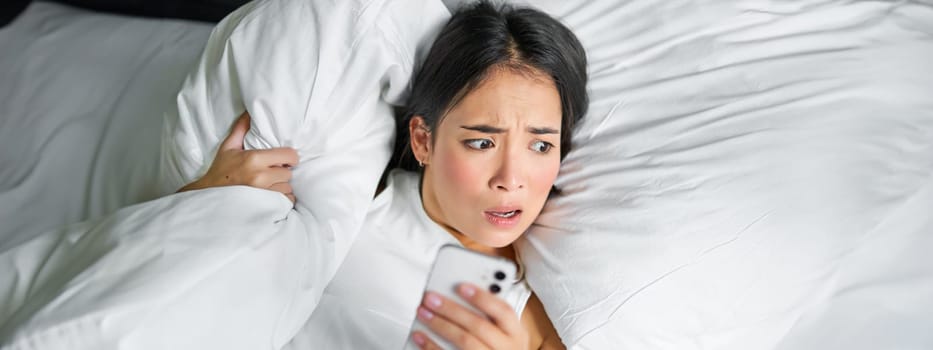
[403,244,518,350]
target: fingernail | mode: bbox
[412,332,426,346]
[417,306,434,321]
[458,284,476,298]
[424,292,442,309]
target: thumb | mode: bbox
[221,112,250,151]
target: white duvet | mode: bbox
[513,1,933,348]
[2,0,448,348]
[2,0,932,349]
[1,187,305,349]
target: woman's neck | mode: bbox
[419,176,516,261]
[448,229,516,261]
[424,210,514,260]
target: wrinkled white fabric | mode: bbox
[511,1,933,348]
[283,170,532,349]
[3,1,933,349]
[0,186,303,349]
[0,2,213,247]
[1,0,449,349]
[160,1,448,330]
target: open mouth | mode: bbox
[484,209,523,228]
[488,210,520,218]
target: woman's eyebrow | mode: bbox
[460,124,559,135]
[461,124,506,133]
[528,126,559,135]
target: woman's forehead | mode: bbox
[443,69,562,129]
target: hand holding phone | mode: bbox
[404,245,529,350]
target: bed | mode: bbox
[1,0,932,349]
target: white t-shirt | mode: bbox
[283,170,532,349]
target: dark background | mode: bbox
[2,0,253,27]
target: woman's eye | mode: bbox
[531,140,553,153]
[465,139,495,150]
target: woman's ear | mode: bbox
[409,115,432,166]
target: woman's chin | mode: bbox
[452,216,533,251]
[473,226,527,249]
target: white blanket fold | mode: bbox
[0,0,450,348]
[0,187,313,349]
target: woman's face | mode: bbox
[411,68,563,253]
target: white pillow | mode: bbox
[1,0,449,348]
[160,0,449,298]
[514,1,933,348]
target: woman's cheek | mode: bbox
[535,159,561,192]
[440,146,481,198]
[528,158,560,212]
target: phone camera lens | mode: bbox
[489,284,501,294]
[494,271,506,281]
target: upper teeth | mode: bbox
[492,211,517,218]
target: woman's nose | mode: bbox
[490,157,525,192]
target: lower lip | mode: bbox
[484,211,521,228]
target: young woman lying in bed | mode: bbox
[180,1,587,348]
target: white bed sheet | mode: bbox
[511,0,933,348]
[0,2,447,349]
[0,2,213,248]
[0,185,305,349]
[2,1,932,349]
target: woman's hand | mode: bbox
[178,112,299,204]
[411,283,529,350]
